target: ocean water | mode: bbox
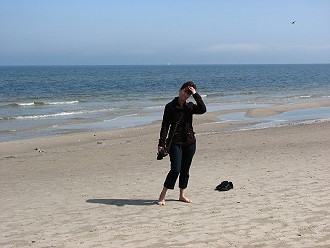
[0,64,329,142]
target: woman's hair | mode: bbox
[180,81,196,91]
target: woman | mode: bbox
[157,81,206,206]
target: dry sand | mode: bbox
[0,107,330,247]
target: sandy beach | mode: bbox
[1,106,330,248]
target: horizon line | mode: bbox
[1,62,329,67]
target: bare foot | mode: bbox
[157,199,166,206]
[179,196,192,203]
[157,187,168,206]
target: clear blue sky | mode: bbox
[1,0,329,65]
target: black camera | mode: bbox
[157,148,168,160]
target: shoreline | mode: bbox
[1,99,330,145]
[245,100,330,118]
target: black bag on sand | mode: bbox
[215,181,234,191]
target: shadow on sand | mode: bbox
[86,198,177,207]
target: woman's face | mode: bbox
[179,87,192,101]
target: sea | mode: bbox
[0,64,329,143]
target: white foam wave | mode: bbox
[5,108,115,120]
[145,105,163,109]
[17,102,35,106]
[15,111,84,119]
[15,100,79,106]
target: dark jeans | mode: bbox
[164,142,196,190]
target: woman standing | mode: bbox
[157,81,206,206]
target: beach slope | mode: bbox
[0,117,329,247]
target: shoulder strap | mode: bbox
[165,112,184,152]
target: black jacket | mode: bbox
[158,93,206,148]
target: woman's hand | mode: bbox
[158,146,164,152]
[188,86,196,95]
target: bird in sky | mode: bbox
[290,21,296,24]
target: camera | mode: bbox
[157,148,168,160]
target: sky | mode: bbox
[0,0,329,65]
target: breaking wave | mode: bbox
[0,108,115,121]
[8,100,79,107]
